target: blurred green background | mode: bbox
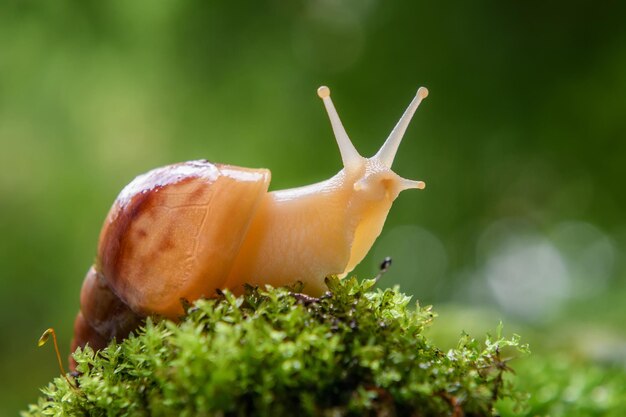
[1,1,625,415]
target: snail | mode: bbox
[69,85,429,370]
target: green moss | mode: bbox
[23,277,528,417]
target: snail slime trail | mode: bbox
[69,86,429,371]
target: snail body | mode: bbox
[70,86,429,368]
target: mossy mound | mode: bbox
[24,277,528,416]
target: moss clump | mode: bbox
[23,277,527,416]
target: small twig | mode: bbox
[437,391,463,417]
[290,291,332,306]
[374,256,393,283]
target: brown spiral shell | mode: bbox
[70,160,270,369]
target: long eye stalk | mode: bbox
[317,86,363,172]
[375,87,428,167]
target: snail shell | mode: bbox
[70,161,269,364]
